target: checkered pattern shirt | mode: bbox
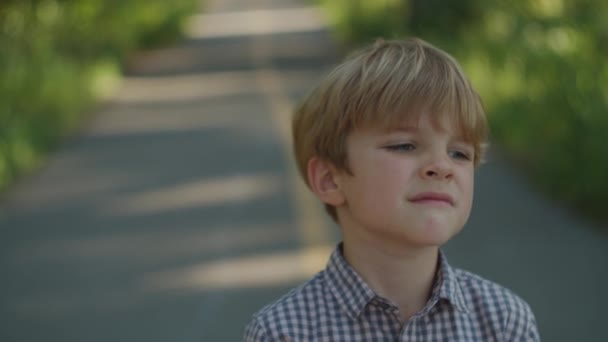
[244,244,540,341]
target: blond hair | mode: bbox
[292,38,488,221]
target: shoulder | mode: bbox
[244,272,326,341]
[454,268,531,312]
[254,271,325,322]
[454,268,540,340]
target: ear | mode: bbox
[306,157,345,207]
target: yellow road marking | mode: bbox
[250,5,331,250]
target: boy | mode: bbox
[244,38,540,341]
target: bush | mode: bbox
[0,0,199,189]
[318,0,608,225]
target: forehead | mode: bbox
[348,118,469,148]
[365,109,469,137]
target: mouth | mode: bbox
[408,192,454,206]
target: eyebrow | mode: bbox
[384,125,472,143]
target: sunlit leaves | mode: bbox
[319,0,608,224]
[0,0,199,189]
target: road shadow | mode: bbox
[0,3,339,341]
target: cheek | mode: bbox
[343,168,399,209]
[374,157,417,184]
[364,161,410,197]
[461,172,475,209]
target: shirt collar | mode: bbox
[324,243,376,320]
[323,243,471,320]
[431,250,471,314]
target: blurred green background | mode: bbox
[0,0,199,190]
[1,0,606,228]
[317,0,608,227]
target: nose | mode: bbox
[420,154,453,180]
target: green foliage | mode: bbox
[318,0,408,45]
[319,0,608,225]
[0,0,199,189]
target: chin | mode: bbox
[389,226,456,248]
[417,222,462,246]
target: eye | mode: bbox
[385,143,416,152]
[448,149,472,161]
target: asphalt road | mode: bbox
[1,0,606,341]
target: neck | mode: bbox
[342,234,439,323]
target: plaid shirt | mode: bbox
[244,244,540,341]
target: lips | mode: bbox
[409,192,454,206]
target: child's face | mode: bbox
[335,113,475,248]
